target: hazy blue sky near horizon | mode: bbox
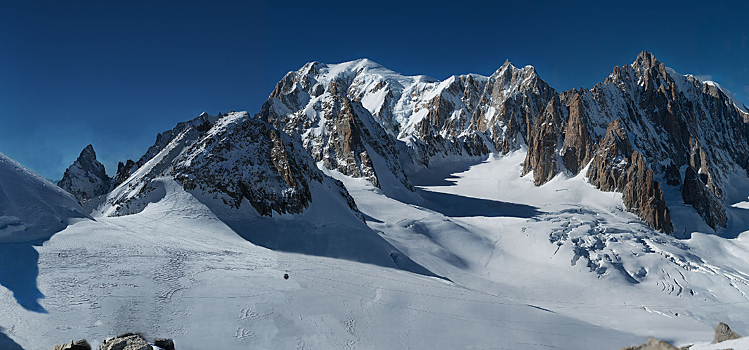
[1,0,748,179]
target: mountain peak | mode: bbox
[633,50,660,70]
[80,144,96,158]
[58,144,110,203]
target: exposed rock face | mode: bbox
[57,144,111,202]
[255,58,555,192]
[714,322,742,343]
[111,159,136,189]
[560,91,594,175]
[173,113,337,217]
[682,166,727,230]
[99,112,363,221]
[619,322,743,350]
[51,339,91,350]
[589,51,748,226]
[523,95,567,185]
[587,120,673,234]
[256,65,413,193]
[470,60,557,154]
[585,119,634,192]
[622,151,673,234]
[98,333,152,350]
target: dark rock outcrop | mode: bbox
[560,92,594,175]
[153,338,175,350]
[98,333,152,350]
[682,166,727,230]
[623,151,673,234]
[714,322,742,343]
[51,339,91,350]
[587,120,673,234]
[110,159,137,189]
[57,144,111,202]
[523,95,567,185]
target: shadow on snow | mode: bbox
[0,326,24,350]
[0,239,48,313]
[414,188,541,218]
[406,156,542,219]
[222,219,441,279]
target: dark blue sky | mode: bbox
[2,0,748,179]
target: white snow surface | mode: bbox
[0,152,88,243]
[3,153,749,348]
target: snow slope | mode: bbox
[329,150,749,348]
[0,152,88,243]
[2,149,749,348]
[0,177,645,350]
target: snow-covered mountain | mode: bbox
[19,51,749,349]
[261,52,749,233]
[0,152,88,243]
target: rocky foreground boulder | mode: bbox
[51,339,90,350]
[51,334,175,350]
[713,322,742,344]
[619,322,743,349]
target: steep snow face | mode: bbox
[57,144,111,203]
[0,152,88,242]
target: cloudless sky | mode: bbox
[1,0,748,180]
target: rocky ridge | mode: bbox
[261,52,748,233]
[524,51,749,233]
[95,111,362,221]
[58,52,749,234]
[57,144,111,203]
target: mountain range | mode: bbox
[58,51,749,236]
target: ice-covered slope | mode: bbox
[0,152,88,243]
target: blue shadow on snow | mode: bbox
[0,326,24,350]
[0,240,48,313]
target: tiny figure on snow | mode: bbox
[284,272,289,280]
